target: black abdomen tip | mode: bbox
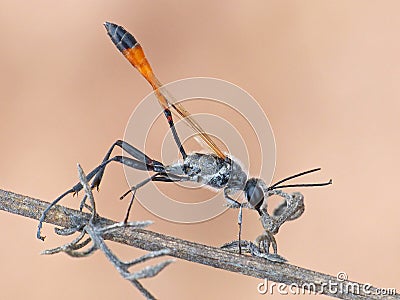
[104,22,138,52]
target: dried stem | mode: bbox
[39,165,173,300]
[0,188,398,300]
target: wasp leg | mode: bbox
[120,172,190,223]
[223,188,244,254]
[91,140,165,191]
[162,108,187,159]
[37,155,160,241]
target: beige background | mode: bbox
[1,1,399,299]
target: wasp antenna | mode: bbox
[271,179,332,190]
[269,168,322,189]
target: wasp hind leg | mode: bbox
[37,142,165,241]
[91,140,165,191]
[119,172,190,223]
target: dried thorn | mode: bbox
[64,244,97,258]
[41,230,88,255]
[125,259,175,281]
[97,220,153,234]
[54,224,83,236]
[77,164,97,222]
[123,249,171,267]
[41,246,64,255]
[70,236,92,251]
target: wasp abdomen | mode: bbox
[104,22,138,52]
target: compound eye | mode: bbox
[245,179,264,208]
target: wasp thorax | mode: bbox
[198,154,219,175]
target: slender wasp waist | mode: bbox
[166,153,248,190]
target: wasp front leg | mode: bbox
[223,188,245,254]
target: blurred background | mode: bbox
[0,1,399,299]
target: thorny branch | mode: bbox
[0,188,398,300]
[38,165,173,299]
